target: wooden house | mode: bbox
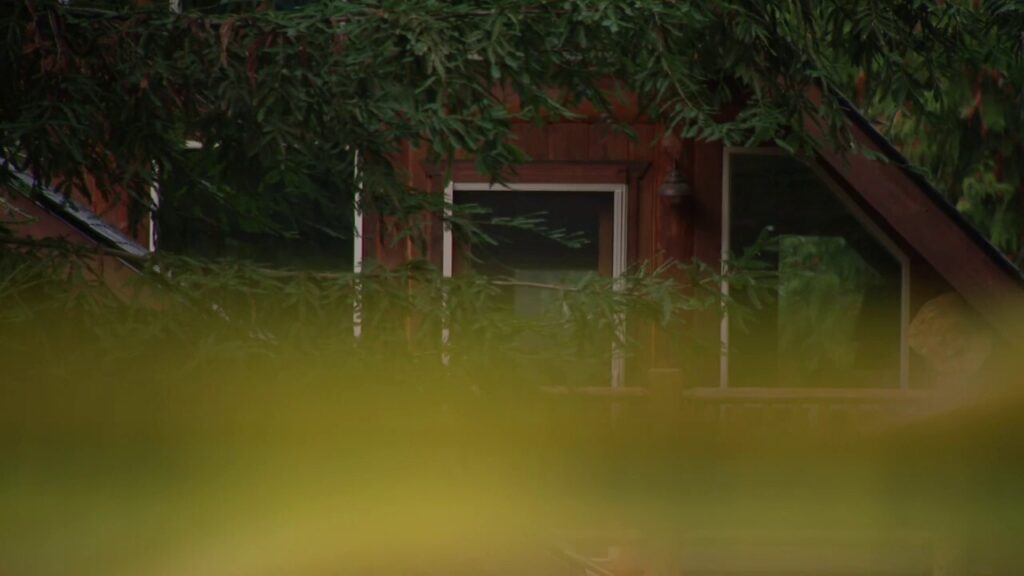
[5,80,1023,576]
[5,86,1023,404]
[368,87,1024,402]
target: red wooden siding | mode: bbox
[363,99,1020,388]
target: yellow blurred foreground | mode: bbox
[2,315,1023,576]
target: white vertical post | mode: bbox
[148,179,160,253]
[353,150,364,339]
[440,183,454,365]
[611,184,628,388]
[720,150,732,388]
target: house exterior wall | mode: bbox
[367,115,969,390]
[1,186,142,286]
[4,92,1009,391]
[364,119,699,385]
[2,188,98,247]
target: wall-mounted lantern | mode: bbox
[658,163,692,206]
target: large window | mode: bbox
[443,182,628,387]
[156,148,358,272]
[723,150,907,389]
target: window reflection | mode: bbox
[453,189,617,387]
[728,153,902,388]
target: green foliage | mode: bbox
[3,0,1005,227]
[843,1,1024,263]
[958,166,1022,257]
[777,235,883,380]
[1,0,1020,379]
[0,238,776,389]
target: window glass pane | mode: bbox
[455,190,613,313]
[454,189,617,386]
[157,154,355,271]
[729,153,902,388]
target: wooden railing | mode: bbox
[556,528,944,576]
[540,385,940,428]
[679,386,935,427]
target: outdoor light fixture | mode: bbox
[658,163,691,206]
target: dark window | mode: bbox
[156,152,355,271]
[728,153,903,388]
[452,188,620,386]
[454,189,614,315]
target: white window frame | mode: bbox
[443,181,629,387]
[720,147,911,389]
